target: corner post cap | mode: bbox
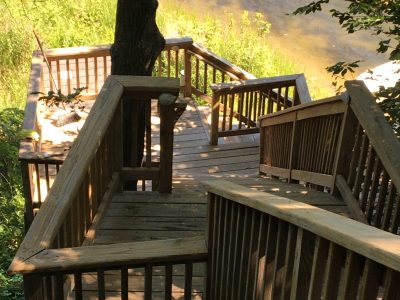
[159,93,177,106]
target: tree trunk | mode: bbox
[111,0,165,189]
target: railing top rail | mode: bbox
[258,94,345,122]
[211,74,312,104]
[10,76,180,273]
[37,37,193,59]
[346,80,400,189]
[202,180,400,272]
[211,74,300,93]
[9,236,207,274]
[190,42,256,81]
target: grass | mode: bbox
[0,0,331,112]
[0,0,333,297]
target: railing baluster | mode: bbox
[75,58,80,88]
[56,60,61,92]
[263,216,278,299]
[66,59,71,94]
[373,169,390,227]
[280,224,297,300]
[290,229,315,299]
[175,50,179,78]
[120,266,128,300]
[144,264,153,300]
[321,243,346,300]
[97,269,105,300]
[337,251,364,300]
[74,272,83,300]
[366,158,383,222]
[85,58,89,92]
[203,63,208,94]
[382,269,400,300]
[165,263,173,300]
[382,182,397,231]
[167,50,171,77]
[358,259,383,300]
[184,262,193,300]
[308,237,329,299]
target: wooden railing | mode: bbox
[9,76,195,299]
[186,42,256,101]
[203,180,400,300]
[259,96,345,189]
[259,81,400,233]
[10,237,207,299]
[19,38,193,222]
[19,37,312,227]
[210,74,312,145]
[19,37,252,220]
[20,76,180,230]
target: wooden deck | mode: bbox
[64,101,349,299]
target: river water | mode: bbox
[174,0,387,85]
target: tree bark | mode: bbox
[111,0,165,188]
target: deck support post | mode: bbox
[210,91,219,145]
[184,49,192,97]
[21,161,35,231]
[331,103,358,196]
[23,274,44,300]
[159,93,176,193]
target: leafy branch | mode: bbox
[32,87,87,109]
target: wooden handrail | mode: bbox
[258,94,343,122]
[345,80,400,189]
[211,74,309,99]
[9,236,207,274]
[38,37,193,60]
[10,78,124,270]
[189,42,256,81]
[202,180,400,272]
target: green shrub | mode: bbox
[0,108,24,299]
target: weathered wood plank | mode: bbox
[11,237,207,274]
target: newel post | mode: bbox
[20,160,35,231]
[158,93,176,193]
[210,91,220,145]
[183,49,192,97]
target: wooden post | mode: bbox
[331,103,358,195]
[159,93,176,193]
[288,113,300,183]
[23,274,44,300]
[184,49,192,97]
[21,161,35,231]
[114,101,124,192]
[210,92,220,145]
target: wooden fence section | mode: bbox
[259,96,345,189]
[203,180,400,300]
[259,82,400,233]
[209,75,312,145]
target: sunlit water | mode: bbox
[170,0,387,85]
